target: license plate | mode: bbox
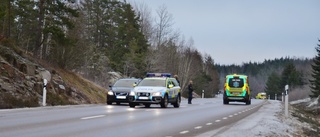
[232,92,240,95]
[116,96,126,99]
[139,97,149,100]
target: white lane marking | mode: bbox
[215,120,221,122]
[229,115,233,117]
[223,117,228,120]
[194,126,202,129]
[180,130,189,134]
[234,113,238,116]
[206,123,212,125]
[81,115,105,120]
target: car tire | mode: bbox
[223,99,229,104]
[145,104,151,108]
[246,98,251,105]
[129,103,135,108]
[245,95,251,105]
[160,95,168,108]
[173,95,180,108]
[107,101,112,105]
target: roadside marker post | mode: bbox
[275,94,277,100]
[285,85,289,117]
[42,79,47,107]
[202,90,204,98]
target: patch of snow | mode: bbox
[307,96,319,108]
[59,85,65,90]
[290,98,311,105]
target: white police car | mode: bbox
[128,73,181,108]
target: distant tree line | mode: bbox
[216,57,313,100]
[0,0,219,97]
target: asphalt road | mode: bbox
[0,97,265,137]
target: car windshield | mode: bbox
[113,79,137,87]
[228,78,244,88]
[137,79,166,87]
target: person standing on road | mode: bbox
[188,80,193,104]
[174,75,180,86]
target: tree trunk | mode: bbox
[34,0,45,58]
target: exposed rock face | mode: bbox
[0,46,97,108]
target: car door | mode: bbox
[167,79,175,99]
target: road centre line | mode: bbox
[206,123,212,125]
[180,130,189,134]
[176,105,261,137]
[81,115,105,120]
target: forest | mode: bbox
[0,0,319,100]
[0,0,219,97]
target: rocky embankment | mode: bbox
[0,45,106,108]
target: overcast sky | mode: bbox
[127,0,320,65]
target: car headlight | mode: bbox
[129,91,136,96]
[152,92,161,96]
[107,91,114,95]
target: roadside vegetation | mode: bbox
[0,0,319,111]
[291,99,320,136]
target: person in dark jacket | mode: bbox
[188,80,193,104]
[174,75,180,86]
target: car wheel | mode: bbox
[246,98,251,105]
[107,101,112,105]
[245,95,251,105]
[160,95,168,108]
[129,103,135,108]
[173,95,180,108]
[223,99,229,104]
[145,104,151,108]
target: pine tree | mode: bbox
[265,72,281,99]
[281,62,303,89]
[310,40,320,98]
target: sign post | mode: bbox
[285,85,289,117]
[42,79,47,106]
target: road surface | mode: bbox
[0,97,265,137]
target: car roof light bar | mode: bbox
[146,73,172,77]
